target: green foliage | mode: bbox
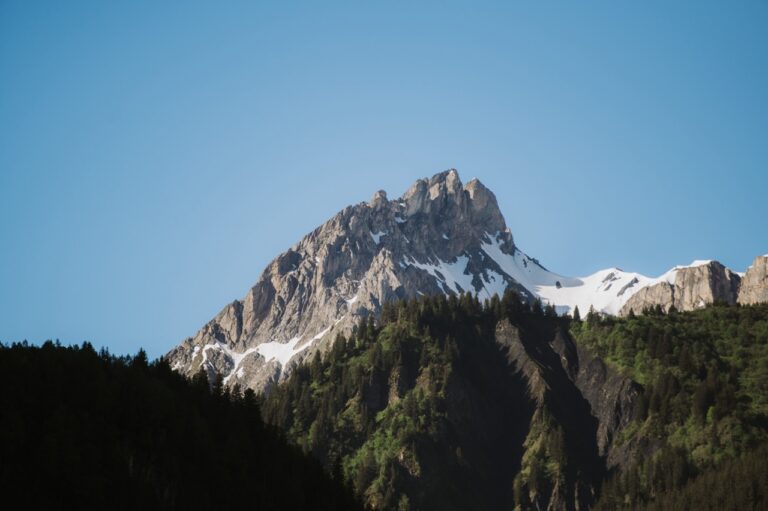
[9,298,766,510]
[0,341,363,510]
[262,290,554,510]
[573,303,768,509]
[262,296,768,510]
[595,441,768,511]
[514,409,570,509]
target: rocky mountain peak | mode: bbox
[402,169,462,216]
[166,169,529,393]
[400,170,505,233]
[428,168,462,197]
[165,169,768,394]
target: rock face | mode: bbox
[167,170,536,393]
[738,255,768,305]
[494,319,640,510]
[572,344,642,469]
[619,261,741,316]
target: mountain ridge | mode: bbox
[166,169,767,393]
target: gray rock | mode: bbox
[166,170,531,393]
[738,255,768,305]
[494,319,641,509]
[572,344,642,468]
[619,261,741,315]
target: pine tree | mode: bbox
[192,366,210,391]
[132,348,148,368]
[310,351,323,380]
[586,305,599,325]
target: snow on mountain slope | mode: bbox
[402,254,507,301]
[481,232,719,315]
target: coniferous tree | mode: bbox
[0,342,363,510]
[586,305,599,325]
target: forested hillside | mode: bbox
[575,304,768,510]
[261,293,768,510]
[3,297,766,510]
[262,293,606,510]
[0,341,363,511]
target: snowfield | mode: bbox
[480,233,716,315]
[402,232,721,316]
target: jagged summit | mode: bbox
[165,170,766,393]
[166,169,528,393]
[397,169,506,232]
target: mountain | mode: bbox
[165,170,767,393]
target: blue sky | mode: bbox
[1,1,766,358]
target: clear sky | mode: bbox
[1,1,766,358]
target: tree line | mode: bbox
[0,340,364,510]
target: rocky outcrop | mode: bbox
[619,261,741,316]
[620,281,674,316]
[494,319,640,510]
[495,320,548,403]
[572,345,642,469]
[738,255,768,305]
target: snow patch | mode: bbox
[255,325,332,367]
[204,324,336,385]
[480,234,658,315]
[371,230,387,244]
[481,269,508,300]
[405,255,475,296]
[220,344,260,384]
[402,254,507,301]
[479,235,729,315]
